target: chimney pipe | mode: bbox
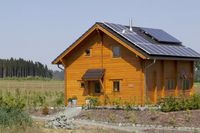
[129,19,133,31]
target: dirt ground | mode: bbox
[75,109,200,128]
[28,108,64,117]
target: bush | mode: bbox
[160,94,200,112]
[123,100,134,111]
[110,98,121,109]
[85,96,100,108]
[0,95,32,128]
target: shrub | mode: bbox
[160,94,200,112]
[0,95,32,128]
[54,92,64,107]
[187,94,200,110]
[85,96,100,108]
[111,98,121,109]
[103,95,110,105]
[160,96,182,112]
[124,101,133,111]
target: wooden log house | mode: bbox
[52,22,200,106]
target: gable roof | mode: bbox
[52,22,200,64]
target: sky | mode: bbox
[0,0,200,70]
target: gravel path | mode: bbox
[31,108,200,133]
[73,119,200,133]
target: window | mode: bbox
[113,81,120,92]
[94,82,101,93]
[85,49,90,56]
[166,79,174,90]
[112,46,120,58]
[182,79,190,90]
[80,82,85,88]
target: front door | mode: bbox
[94,81,101,94]
[88,81,101,96]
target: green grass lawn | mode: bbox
[0,80,64,92]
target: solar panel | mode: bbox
[103,22,200,58]
[104,22,150,44]
[140,27,181,44]
[137,43,200,57]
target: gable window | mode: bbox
[85,48,90,56]
[166,79,174,90]
[113,81,120,92]
[182,79,190,90]
[112,46,120,58]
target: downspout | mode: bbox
[57,64,64,71]
[144,59,156,105]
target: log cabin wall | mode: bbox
[52,23,198,106]
[62,30,144,105]
[146,60,194,104]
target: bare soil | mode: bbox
[28,108,64,117]
[75,109,200,128]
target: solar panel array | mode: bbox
[103,22,200,58]
[140,27,181,44]
[137,43,200,57]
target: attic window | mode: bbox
[85,49,90,56]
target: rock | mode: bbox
[45,114,77,129]
[118,123,122,127]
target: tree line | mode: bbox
[0,58,52,78]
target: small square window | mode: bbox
[112,46,120,58]
[113,81,120,92]
[80,82,85,88]
[85,49,90,56]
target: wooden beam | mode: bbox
[99,79,104,93]
[161,60,165,98]
[175,61,178,96]
[190,61,194,96]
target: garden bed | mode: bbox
[75,109,200,128]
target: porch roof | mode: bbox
[82,69,105,80]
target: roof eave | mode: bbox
[147,55,200,61]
